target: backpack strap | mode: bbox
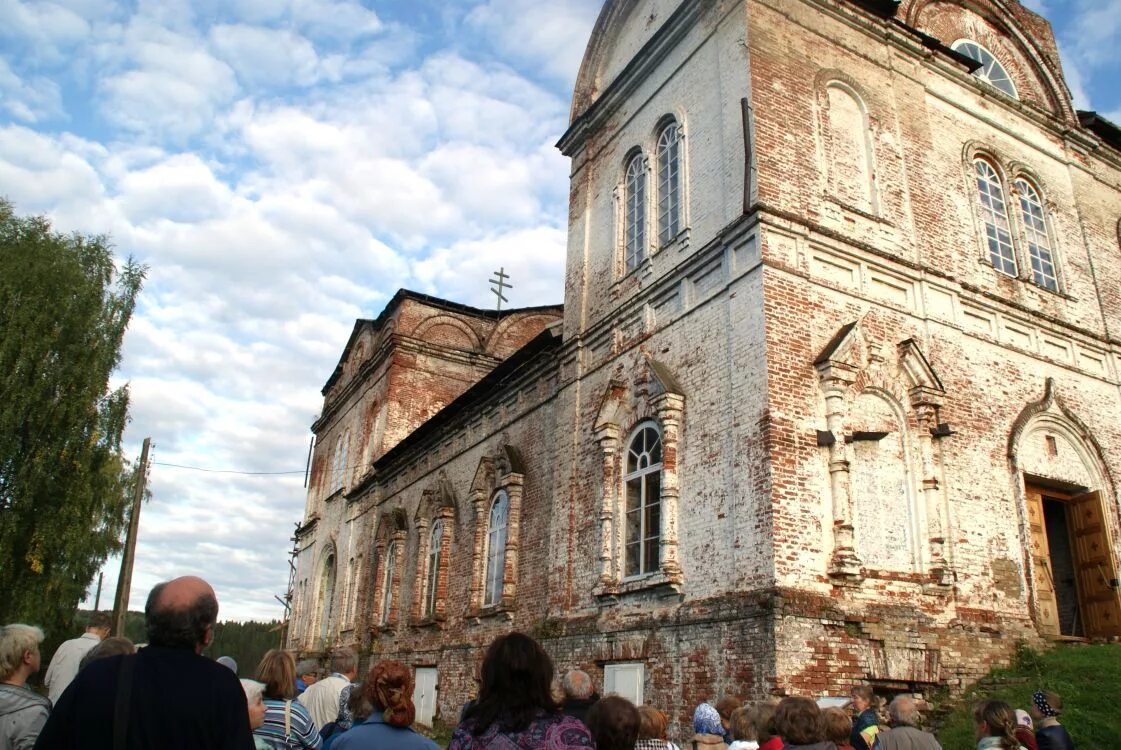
[113,655,136,750]
[284,699,292,738]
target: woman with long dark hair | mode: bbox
[331,660,437,750]
[449,632,595,749]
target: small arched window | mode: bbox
[624,423,662,578]
[974,159,1017,276]
[380,541,398,626]
[953,40,1018,99]
[624,152,647,273]
[425,519,443,617]
[484,491,508,607]
[656,122,681,246]
[1015,178,1057,291]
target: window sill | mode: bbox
[976,259,1073,300]
[659,227,691,255]
[822,195,890,225]
[595,571,682,603]
[410,614,446,630]
[324,487,344,503]
[469,603,515,623]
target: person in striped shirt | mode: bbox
[253,649,322,750]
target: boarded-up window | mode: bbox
[825,85,875,212]
[850,392,917,572]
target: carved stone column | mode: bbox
[654,392,685,584]
[469,489,487,614]
[913,398,951,586]
[594,425,621,592]
[412,517,430,623]
[818,362,861,580]
[387,529,406,630]
[500,472,525,606]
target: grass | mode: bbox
[935,643,1121,748]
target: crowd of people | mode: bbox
[0,575,1080,750]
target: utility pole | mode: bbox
[93,572,104,612]
[112,437,151,636]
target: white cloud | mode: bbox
[465,0,601,83]
[1064,0,1121,70]
[209,24,321,89]
[116,153,235,223]
[0,0,600,622]
[0,58,63,122]
[411,225,567,310]
[98,22,239,140]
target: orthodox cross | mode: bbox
[490,267,512,312]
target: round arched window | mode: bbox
[953,40,1018,99]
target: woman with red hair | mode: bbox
[331,660,438,750]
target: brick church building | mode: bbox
[288,0,1121,729]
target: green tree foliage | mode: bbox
[0,198,146,639]
[117,611,283,677]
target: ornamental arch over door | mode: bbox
[1010,380,1121,639]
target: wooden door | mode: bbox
[1069,491,1121,638]
[1025,487,1060,637]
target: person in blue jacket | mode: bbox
[1030,691,1075,750]
[331,660,437,750]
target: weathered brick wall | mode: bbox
[289,297,561,651]
[289,0,1121,727]
[748,0,1121,692]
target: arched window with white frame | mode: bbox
[952,40,1018,99]
[624,152,647,273]
[425,519,443,618]
[484,491,508,607]
[624,422,662,578]
[974,158,1017,276]
[1015,178,1058,291]
[380,540,398,626]
[656,121,682,246]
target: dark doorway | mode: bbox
[1042,497,1082,637]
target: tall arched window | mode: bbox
[484,491,508,607]
[974,159,1017,276]
[624,153,646,273]
[656,122,681,246]
[319,553,336,641]
[380,541,398,626]
[953,40,1018,99]
[1016,178,1057,291]
[331,431,349,492]
[425,519,443,617]
[624,423,662,578]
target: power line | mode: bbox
[151,461,305,476]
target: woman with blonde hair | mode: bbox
[974,700,1025,750]
[254,649,322,749]
[332,660,437,749]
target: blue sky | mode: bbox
[0,0,1117,622]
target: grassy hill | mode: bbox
[935,643,1121,748]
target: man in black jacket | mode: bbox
[35,576,254,750]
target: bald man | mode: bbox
[34,576,254,750]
